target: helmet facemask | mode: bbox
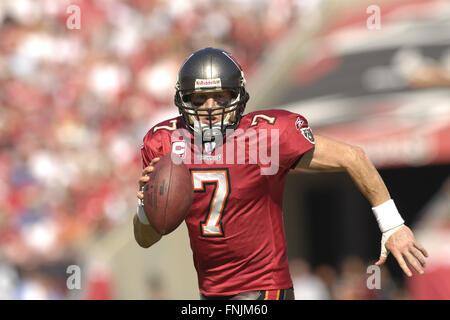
[175,87,247,147]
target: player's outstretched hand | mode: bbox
[375,225,428,277]
[137,157,160,200]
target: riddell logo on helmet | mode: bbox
[195,78,222,89]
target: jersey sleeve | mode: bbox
[140,117,184,169]
[278,111,315,169]
[140,130,166,169]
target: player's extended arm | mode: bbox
[134,158,162,248]
[297,135,428,277]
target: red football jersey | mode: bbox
[140,109,315,296]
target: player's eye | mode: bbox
[191,96,206,107]
[190,95,230,108]
[192,100,204,107]
[215,97,229,107]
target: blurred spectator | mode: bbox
[392,47,450,88]
[375,266,407,300]
[147,273,169,300]
[290,258,330,300]
[15,268,66,300]
[0,255,18,299]
[333,256,375,300]
[83,261,113,300]
[314,263,338,299]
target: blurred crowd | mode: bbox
[290,257,409,300]
[143,256,410,300]
[137,256,410,300]
[141,256,411,300]
[0,0,313,299]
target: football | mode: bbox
[143,154,193,235]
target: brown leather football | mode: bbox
[143,154,193,235]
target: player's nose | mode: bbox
[204,97,216,109]
[199,99,220,124]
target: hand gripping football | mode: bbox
[143,154,193,235]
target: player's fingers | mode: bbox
[403,251,424,275]
[150,157,160,166]
[375,255,386,266]
[137,191,144,200]
[392,251,412,277]
[410,246,426,268]
[138,175,150,187]
[414,241,429,258]
[139,175,150,183]
[141,158,161,176]
[142,166,154,176]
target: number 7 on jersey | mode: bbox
[190,169,230,237]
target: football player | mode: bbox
[134,47,428,300]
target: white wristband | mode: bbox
[137,198,150,225]
[372,199,405,233]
